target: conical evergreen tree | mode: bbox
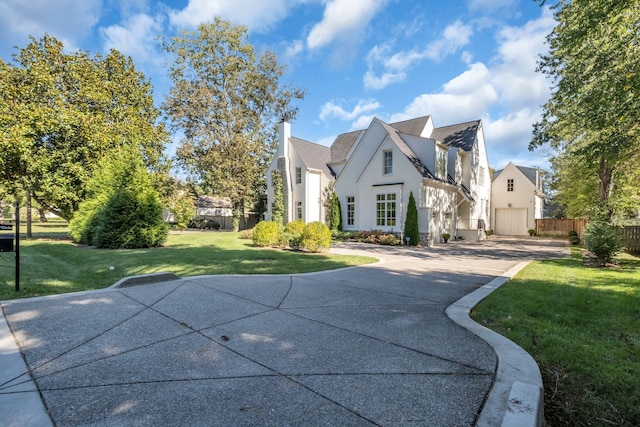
[404,191,419,246]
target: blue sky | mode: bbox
[0,0,556,172]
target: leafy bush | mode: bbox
[252,221,280,247]
[570,236,581,245]
[285,219,305,236]
[69,147,167,249]
[568,230,578,237]
[238,228,253,240]
[583,220,623,265]
[189,218,221,230]
[300,221,332,252]
[378,233,400,246]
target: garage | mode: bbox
[495,208,527,235]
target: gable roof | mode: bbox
[378,120,439,181]
[493,163,539,187]
[430,120,480,151]
[290,137,332,177]
[329,115,432,163]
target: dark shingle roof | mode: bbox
[388,116,431,136]
[330,130,361,163]
[430,120,480,151]
[290,137,332,177]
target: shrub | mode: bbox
[69,147,167,249]
[583,220,623,266]
[238,228,253,240]
[568,230,578,237]
[252,221,280,247]
[528,228,535,236]
[570,236,581,245]
[285,219,305,236]
[300,221,332,252]
[378,233,400,246]
[330,193,342,232]
[404,191,419,245]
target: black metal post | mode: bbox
[15,200,19,292]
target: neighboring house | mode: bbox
[491,162,545,235]
[266,116,492,244]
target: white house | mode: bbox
[491,162,545,235]
[266,116,492,244]
[265,122,332,224]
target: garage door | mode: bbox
[495,208,527,235]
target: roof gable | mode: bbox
[430,120,480,151]
[290,137,332,177]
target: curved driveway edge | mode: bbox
[446,261,544,427]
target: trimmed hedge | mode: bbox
[300,221,332,252]
[252,221,280,247]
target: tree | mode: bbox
[171,191,196,234]
[271,170,284,226]
[161,18,304,230]
[330,192,342,232]
[404,191,419,245]
[69,147,167,249]
[531,0,640,219]
[0,35,169,220]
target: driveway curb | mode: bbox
[445,261,544,427]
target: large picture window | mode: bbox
[383,150,393,175]
[376,193,396,226]
[347,196,355,226]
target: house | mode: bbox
[265,122,332,224]
[266,116,492,244]
[491,162,545,235]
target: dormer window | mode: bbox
[383,150,393,175]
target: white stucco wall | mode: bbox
[491,163,540,232]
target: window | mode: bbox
[295,167,302,184]
[347,196,355,226]
[507,178,514,192]
[383,150,393,175]
[376,193,396,226]
[436,147,447,179]
[479,166,485,186]
[296,201,302,219]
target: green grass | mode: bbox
[471,247,640,426]
[0,222,377,301]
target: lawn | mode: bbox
[471,247,640,426]
[0,222,377,301]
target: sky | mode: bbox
[0,0,557,172]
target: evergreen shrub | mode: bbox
[252,221,280,247]
[300,221,332,252]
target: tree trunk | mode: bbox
[598,155,614,219]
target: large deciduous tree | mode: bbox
[161,18,304,230]
[0,35,169,220]
[531,0,640,220]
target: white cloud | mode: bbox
[101,13,163,63]
[169,0,294,32]
[283,39,304,61]
[391,8,555,168]
[0,0,101,54]
[306,0,386,50]
[364,20,473,90]
[320,98,382,122]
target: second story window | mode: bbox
[295,167,302,184]
[383,150,393,175]
[507,178,514,192]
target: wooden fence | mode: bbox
[535,218,588,237]
[622,226,640,252]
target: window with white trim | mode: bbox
[347,196,355,226]
[376,193,396,226]
[296,201,302,219]
[295,167,302,184]
[383,150,393,175]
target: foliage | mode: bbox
[582,220,623,265]
[188,218,221,230]
[378,233,401,246]
[404,191,419,245]
[271,170,284,226]
[330,192,342,232]
[161,18,304,226]
[237,228,253,240]
[472,249,640,426]
[442,233,451,242]
[170,192,196,233]
[531,0,640,219]
[69,148,167,249]
[285,219,305,236]
[0,35,169,220]
[252,220,280,247]
[300,221,332,252]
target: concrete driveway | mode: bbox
[1,237,568,426]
